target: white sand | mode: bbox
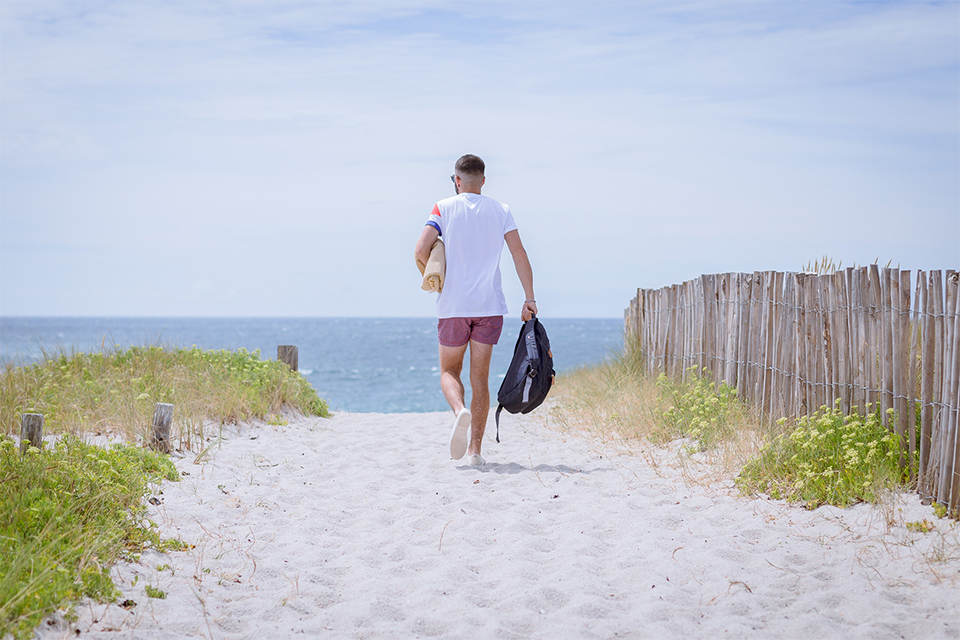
[37,411,959,639]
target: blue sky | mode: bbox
[1,1,957,318]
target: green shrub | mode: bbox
[737,403,910,507]
[0,435,179,639]
[652,366,747,451]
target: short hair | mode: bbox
[455,154,485,177]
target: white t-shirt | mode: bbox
[425,193,518,319]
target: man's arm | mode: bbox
[415,225,440,267]
[504,229,537,321]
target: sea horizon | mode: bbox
[1,316,624,413]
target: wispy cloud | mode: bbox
[1,1,957,316]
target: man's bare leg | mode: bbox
[439,343,472,459]
[439,343,468,414]
[467,340,494,457]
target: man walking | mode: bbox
[414,155,537,465]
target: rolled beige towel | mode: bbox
[416,238,445,292]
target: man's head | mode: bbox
[455,154,485,177]
[453,154,485,194]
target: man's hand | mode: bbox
[521,301,538,322]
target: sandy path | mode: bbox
[37,411,959,639]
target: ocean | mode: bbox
[0,317,623,413]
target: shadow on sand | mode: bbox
[456,461,611,476]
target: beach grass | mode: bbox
[551,340,913,508]
[1,345,330,450]
[0,435,179,639]
[0,345,329,637]
[550,349,770,476]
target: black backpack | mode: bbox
[494,317,555,442]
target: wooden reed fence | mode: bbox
[624,266,960,513]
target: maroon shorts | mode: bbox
[437,316,504,347]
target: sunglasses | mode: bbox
[450,174,459,194]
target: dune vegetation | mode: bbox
[0,345,330,638]
[550,337,913,509]
[1,345,330,449]
[0,436,180,639]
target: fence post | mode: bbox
[278,345,298,371]
[150,403,174,453]
[20,413,44,454]
[942,271,959,512]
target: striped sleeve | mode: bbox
[425,203,442,235]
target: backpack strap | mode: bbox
[494,404,503,443]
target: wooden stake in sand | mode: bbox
[20,413,44,454]
[278,345,298,371]
[151,403,174,453]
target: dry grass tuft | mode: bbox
[549,354,771,481]
[549,360,657,443]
